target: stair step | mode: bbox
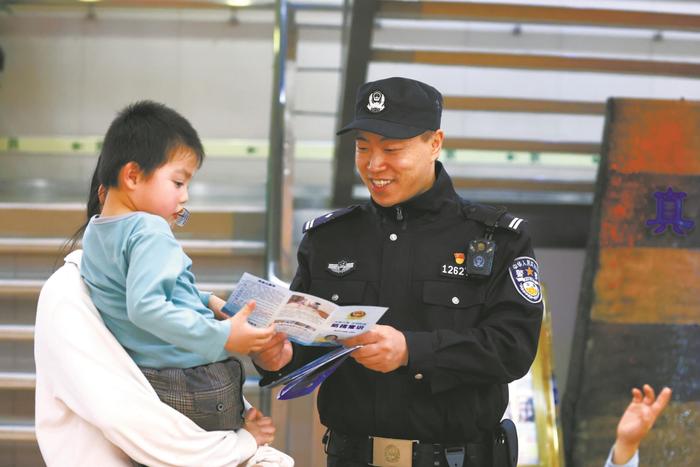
[0,237,266,255]
[0,280,44,296]
[0,372,35,389]
[0,202,265,212]
[187,281,237,297]
[0,423,36,442]
[0,278,239,297]
[0,379,263,443]
[0,325,34,341]
[0,202,266,240]
[0,371,259,391]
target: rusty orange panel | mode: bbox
[606,99,700,175]
[598,172,700,248]
[591,247,700,324]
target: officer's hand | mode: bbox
[251,332,293,371]
[342,325,408,373]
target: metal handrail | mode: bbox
[265,0,294,290]
[262,0,292,415]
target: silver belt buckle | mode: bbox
[372,436,415,467]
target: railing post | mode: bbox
[263,0,293,421]
[331,0,378,207]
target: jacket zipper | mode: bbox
[395,206,408,230]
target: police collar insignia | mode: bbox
[508,256,542,304]
[367,90,385,113]
[327,259,356,277]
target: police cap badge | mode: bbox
[337,77,443,140]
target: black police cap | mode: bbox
[337,77,443,140]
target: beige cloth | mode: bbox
[243,445,294,467]
[35,251,293,467]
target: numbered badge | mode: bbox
[440,252,467,279]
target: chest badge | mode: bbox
[508,256,542,304]
[327,259,356,277]
[440,252,467,279]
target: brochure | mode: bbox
[263,345,361,400]
[222,273,387,346]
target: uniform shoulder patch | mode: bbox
[463,203,526,233]
[302,205,360,234]
[508,256,542,304]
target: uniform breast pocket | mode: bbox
[308,279,367,305]
[421,281,485,329]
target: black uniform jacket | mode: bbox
[262,162,543,443]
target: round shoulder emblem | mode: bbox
[508,256,542,304]
[367,90,386,113]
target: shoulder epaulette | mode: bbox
[302,205,360,234]
[462,203,526,233]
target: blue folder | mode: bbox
[262,345,361,400]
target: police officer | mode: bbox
[253,77,543,467]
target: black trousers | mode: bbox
[326,453,495,467]
[327,455,370,467]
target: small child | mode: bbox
[80,101,275,443]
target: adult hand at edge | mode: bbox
[613,384,672,464]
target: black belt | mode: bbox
[324,430,491,467]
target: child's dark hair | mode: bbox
[61,101,204,255]
[98,100,204,188]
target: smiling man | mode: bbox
[254,77,544,467]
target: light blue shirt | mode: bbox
[81,212,229,368]
[604,447,639,467]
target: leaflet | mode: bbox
[222,272,387,346]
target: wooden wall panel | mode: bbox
[564,99,700,466]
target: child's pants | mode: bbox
[140,357,246,431]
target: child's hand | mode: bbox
[244,407,275,446]
[224,300,275,354]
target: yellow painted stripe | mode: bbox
[592,247,700,324]
[0,136,598,167]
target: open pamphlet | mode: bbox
[263,345,361,400]
[222,273,387,346]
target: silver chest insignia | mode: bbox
[327,259,356,277]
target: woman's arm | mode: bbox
[35,254,258,467]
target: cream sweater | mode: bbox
[35,250,292,467]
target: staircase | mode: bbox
[0,198,268,465]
